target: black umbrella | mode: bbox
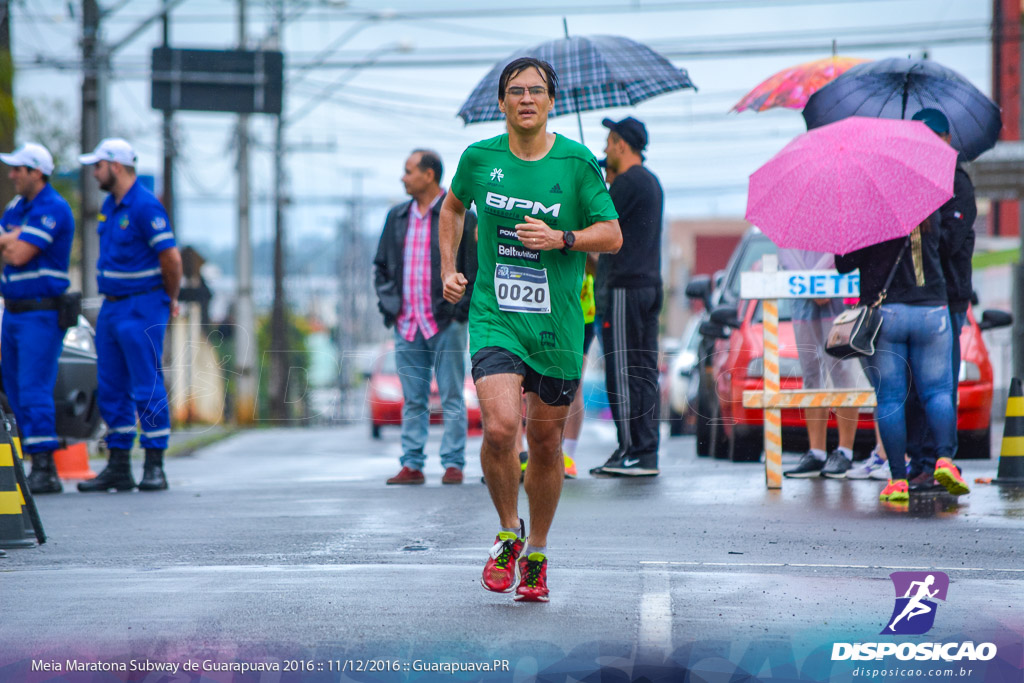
[802,57,1001,160]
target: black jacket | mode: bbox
[605,165,664,289]
[835,213,947,308]
[939,165,977,313]
[373,192,477,330]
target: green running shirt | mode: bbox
[450,133,618,379]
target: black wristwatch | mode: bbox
[560,230,576,255]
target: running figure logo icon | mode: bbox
[882,571,949,635]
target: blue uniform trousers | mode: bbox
[0,309,62,454]
[96,289,171,450]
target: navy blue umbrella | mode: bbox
[457,33,696,141]
[802,57,1001,161]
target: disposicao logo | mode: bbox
[883,571,948,635]
[831,571,997,663]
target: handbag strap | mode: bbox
[872,237,911,308]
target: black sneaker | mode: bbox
[589,449,625,477]
[821,451,853,479]
[601,454,659,477]
[908,470,942,493]
[783,451,825,478]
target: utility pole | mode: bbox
[269,0,289,420]
[0,0,15,207]
[160,2,174,226]
[235,0,257,425]
[80,0,106,298]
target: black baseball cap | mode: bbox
[602,116,648,154]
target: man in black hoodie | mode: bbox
[374,149,477,485]
[903,108,976,494]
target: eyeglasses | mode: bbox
[505,86,549,98]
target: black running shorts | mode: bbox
[471,346,580,407]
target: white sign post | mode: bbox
[739,256,876,489]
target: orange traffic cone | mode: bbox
[54,442,96,480]
[995,378,1024,484]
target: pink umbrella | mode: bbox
[745,116,956,254]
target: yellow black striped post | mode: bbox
[0,438,35,549]
[996,378,1024,484]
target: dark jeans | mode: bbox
[860,304,956,481]
[904,309,966,475]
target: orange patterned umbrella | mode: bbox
[732,56,868,113]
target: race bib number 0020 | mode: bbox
[494,264,551,314]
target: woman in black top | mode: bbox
[834,214,955,501]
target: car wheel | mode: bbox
[371,423,382,440]
[956,427,991,460]
[668,407,685,437]
[729,425,763,463]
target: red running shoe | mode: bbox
[515,552,549,602]
[481,519,525,593]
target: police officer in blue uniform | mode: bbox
[77,139,182,492]
[0,143,75,494]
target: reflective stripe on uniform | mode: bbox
[101,268,161,279]
[21,226,54,243]
[23,436,58,445]
[141,428,171,438]
[4,268,70,282]
[149,232,174,248]
[108,425,136,434]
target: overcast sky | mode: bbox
[10,0,993,249]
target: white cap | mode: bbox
[79,138,137,167]
[0,143,55,175]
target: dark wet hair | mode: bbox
[498,57,558,102]
[411,148,443,183]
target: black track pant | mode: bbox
[602,286,662,460]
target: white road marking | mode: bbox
[638,569,673,658]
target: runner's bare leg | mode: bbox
[477,372,527,529]
[523,393,570,548]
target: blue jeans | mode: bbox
[394,321,468,470]
[860,304,956,481]
[904,309,966,473]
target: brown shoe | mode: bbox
[387,466,425,485]
[441,467,463,485]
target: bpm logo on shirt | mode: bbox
[882,571,949,635]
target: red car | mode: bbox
[366,343,482,439]
[705,297,1011,462]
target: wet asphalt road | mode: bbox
[2,421,1022,678]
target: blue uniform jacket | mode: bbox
[0,184,74,300]
[96,180,176,297]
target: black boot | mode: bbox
[27,451,63,494]
[138,448,168,491]
[77,448,136,492]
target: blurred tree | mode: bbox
[256,312,311,422]
[0,0,15,206]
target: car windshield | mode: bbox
[726,235,777,301]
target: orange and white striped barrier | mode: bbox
[740,256,874,489]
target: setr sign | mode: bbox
[740,270,860,299]
[151,47,284,115]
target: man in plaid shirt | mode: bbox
[374,149,477,485]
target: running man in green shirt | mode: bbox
[440,57,621,602]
